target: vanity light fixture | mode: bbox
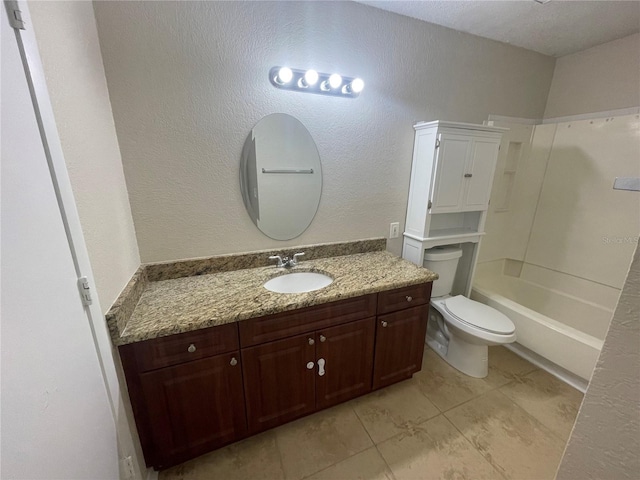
[274,66,293,85]
[269,66,364,98]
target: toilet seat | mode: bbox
[443,295,515,335]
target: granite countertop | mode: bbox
[107,240,438,346]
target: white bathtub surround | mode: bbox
[476,112,639,382]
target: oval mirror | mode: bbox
[240,114,322,240]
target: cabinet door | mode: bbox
[464,137,500,210]
[315,318,375,410]
[140,352,247,468]
[242,334,316,434]
[372,305,429,390]
[430,133,472,213]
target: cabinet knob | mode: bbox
[308,338,315,345]
[317,358,326,377]
[406,296,413,302]
[464,173,473,178]
[319,335,326,343]
[381,321,388,327]
[187,344,196,353]
[230,357,238,366]
[306,361,315,370]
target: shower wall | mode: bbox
[479,113,640,309]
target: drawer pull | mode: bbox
[406,296,413,302]
[230,357,238,366]
[381,321,388,327]
[308,338,315,345]
[306,361,315,370]
[319,335,326,343]
[187,344,196,353]
[317,358,326,377]
[464,173,473,178]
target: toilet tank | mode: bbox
[423,246,463,297]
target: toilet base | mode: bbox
[446,335,489,378]
[427,333,489,378]
[427,304,491,378]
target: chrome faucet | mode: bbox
[269,252,305,268]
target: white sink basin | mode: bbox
[264,272,333,294]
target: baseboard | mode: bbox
[505,343,589,393]
[146,468,158,480]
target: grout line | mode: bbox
[443,413,510,480]
[373,443,398,480]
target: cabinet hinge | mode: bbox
[435,139,440,149]
[78,276,93,306]
[428,200,432,210]
[5,1,26,30]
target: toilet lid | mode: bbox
[444,295,515,335]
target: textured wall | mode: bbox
[93,1,555,263]
[30,1,140,311]
[545,33,640,119]
[556,244,640,479]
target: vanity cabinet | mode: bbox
[120,283,431,470]
[119,324,247,469]
[241,296,376,434]
[139,353,247,467]
[373,283,431,389]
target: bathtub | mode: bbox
[471,261,615,383]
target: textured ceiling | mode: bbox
[356,1,640,57]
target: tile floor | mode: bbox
[160,346,584,480]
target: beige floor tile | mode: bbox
[377,414,502,480]
[353,380,440,444]
[500,369,583,441]
[413,348,494,412]
[306,447,394,480]
[483,346,539,388]
[159,430,284,480]
[445,390,566,480]
[275,403,373,480]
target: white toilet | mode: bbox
[423,246,516,378]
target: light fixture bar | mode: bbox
[269,66,364,98]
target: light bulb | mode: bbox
[328,74,342,89]
[276,67,293,84]
[304,70,319,86]
[350,78,364,93]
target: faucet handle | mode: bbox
[269,255,284,268]
[293,252,305,264]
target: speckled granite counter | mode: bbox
[106,239,437,346]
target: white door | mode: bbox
[1,4,118,478]
[430,133,471,213]
[464,137,501,210]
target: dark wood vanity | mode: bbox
[119,281,432,469]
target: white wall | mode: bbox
[556,244,640,479]
[29,0,140,313]
[544,33,640,119]
[92,0,555,263]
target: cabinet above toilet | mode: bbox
[402,121,506,294]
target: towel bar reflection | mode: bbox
[262,168,314,174]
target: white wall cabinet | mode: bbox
[403,121,505,295]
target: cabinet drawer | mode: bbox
[377,283,432,315]
[134,323,239,372]
[239,294,377,347]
